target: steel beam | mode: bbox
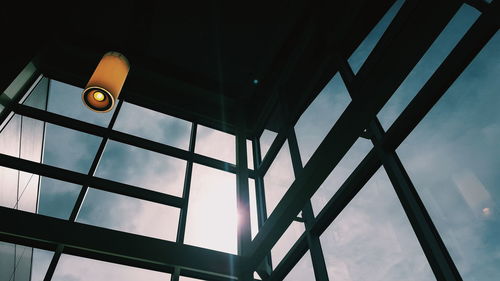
[0,153,184,208]
[246,0,462,271]
[12,104,256,179]
[0,206,239,279]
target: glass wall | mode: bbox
[0,2,497,280]
[0,77,48,281]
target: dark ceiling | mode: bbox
[2,0,394,137]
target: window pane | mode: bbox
[378,4,480,129]
[43,123,102,174]
[249,179,259,240]
[271,221,305,268]
[348,0,405,74]
[295,73,351,165]
[397,32,500,280]
[0,114,45,213]
[77,188,179,241]
[47,80,115,127]
[311,138,372,215]
[0,241,15,281]
[38,177,81,220]
[31,249,54,281]
[195,125,235,164]
[283,250,314,281]
[321,168,435,281]
[14,245,33,281]
[0,115,21,209]
[22,76,49,110]
[95,140,186,197]
[113,102,192,150]
[0,242,52,281]
[52,254,170,281]
[264,141,294,215]
[185,164,237,254]
[247,139,254,169]
[259,129,277,159]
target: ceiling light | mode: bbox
[82,52,130,112]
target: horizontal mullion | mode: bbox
[0,153,184,208]
[0,206,239,278]
[13,104,254,177]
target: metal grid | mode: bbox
[0,1,498,281]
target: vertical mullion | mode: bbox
[339,56,463,281]
[43,99,124,281]
[236,124,252,280]
[252,137,273,278]
[287,129,329,281]
[171,123,196,281]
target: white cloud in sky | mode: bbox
[396,31,500,280]
[195,124,236,164]
[263,141,294,216]
[95,140,186,197]
[320,169,435,281]
[113,102,192,150]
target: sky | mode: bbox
[0,0,499,280]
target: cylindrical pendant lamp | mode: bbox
[82,51,130,112]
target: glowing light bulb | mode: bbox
[93,91,105,101]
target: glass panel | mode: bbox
[46,80,115,127]
[249,179,259,240]
[95,140,185,197]
[18,115,45,213]
[0,241,15,281]
[195,125,235,164]
[398,32,500,280]
[52,254,171,281]
[247,139,254,169]
[348,0,405,74]
[259,129,278,159]
[294,73,351,165]
[283,250,314,281]
[38,177,81,220]
[321,168,435,281]
[22,76,49,110]
[263,141,294,215]
[14,245,32,281]
[271,221,305,268]
[185,164,237,254]
[77,188,179,241]
[0,115,21,209]
[31,249,54,281]
[378,4,480,129]
[16,171,39,213]
[311,138,372,215]
[0,242,50,281]
[43,123,102,174]
[113,102,191,150]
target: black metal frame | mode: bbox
[0,0,498,281]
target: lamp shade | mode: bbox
[82,51,130,112]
